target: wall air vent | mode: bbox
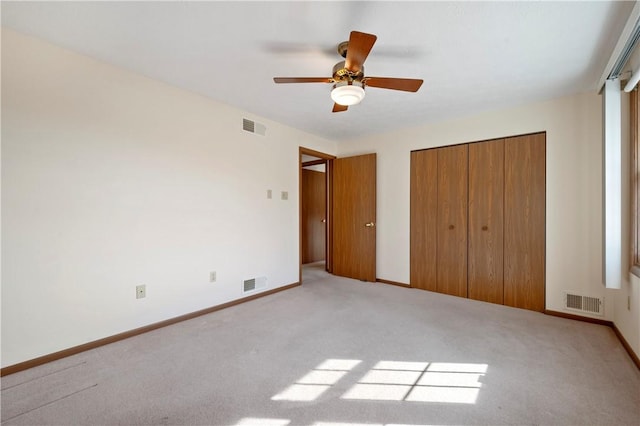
[242,118,266,136]
[243,118,255,133]
[563,292,604,316]
[243,276,267,293]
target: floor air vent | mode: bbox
[563,292,603,316]
[243,276,267,293]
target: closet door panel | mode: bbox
[410,150,438,291]
[436,144,468,297]
[468,140,504,304]
[504,133,546,312]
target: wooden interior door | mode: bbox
[437,145,468,297]
[410,149,438,291]
[332,153,377,282]
[504,133,546,312]
[468,139,505,304]
[302,168,326,264]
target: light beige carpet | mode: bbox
[2,264,639,425]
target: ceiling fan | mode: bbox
[273,31,424,113]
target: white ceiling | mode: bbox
[1,1,633,141]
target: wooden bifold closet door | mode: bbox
[410,133,545,312]
[503,133,545,311]
[436,145,468,297]
[468,139,504,304]
[410,145,468,297]
[410,150,438,292]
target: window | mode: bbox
[631,89,640,276]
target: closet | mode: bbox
[410,132,545,312]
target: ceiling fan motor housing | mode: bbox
[332,61,364,83]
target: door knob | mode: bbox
[321,219,327,223]
[365,222,375,227]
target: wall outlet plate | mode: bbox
[210,271,217,283]
[281,191,288,200]
[136,284,146,299]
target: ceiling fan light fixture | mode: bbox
[331,81,365,106]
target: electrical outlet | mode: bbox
[267,189,272,199]
[136,284,146,299]
[210,271,217,283]
[281,191,288,200]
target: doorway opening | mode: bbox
[299,147,335,284]
[299,148,377,284]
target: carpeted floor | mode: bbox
[2,263,639,425]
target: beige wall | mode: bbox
[3,26,638,368]
[338,92,639,359]
[1,29,336,367]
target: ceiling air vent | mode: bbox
[242,118,266,136]
[563,292,604,316]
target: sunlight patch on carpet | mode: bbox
[235,417,447,426]
[271,384,330,401]
[271,358,487,404]
[271,359,361,402]
[236,418,291,426]
[341,361,487,404]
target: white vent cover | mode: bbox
[243,276,267,293]
[242,118,266,136]
[563,292,604,316]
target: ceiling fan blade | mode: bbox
[273,77,333,84]
[332,103,348,113]
[364,77,424,92]
[344,31,377,74]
